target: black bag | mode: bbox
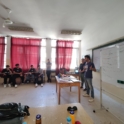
[0,117,23,124]
[0,102,30,120]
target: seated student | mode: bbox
[59,68,67,77]
[13,64,24,88]
[2,65,13,88]
[35,65,44,87]
[25,65,36,83]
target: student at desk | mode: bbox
[59,68,67,77]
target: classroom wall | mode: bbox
[80,12,124,121]
[80,24,124,102]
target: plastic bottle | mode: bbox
[22,122,27,124]
[66,117,72,124]
[70,111,75,124]
[36,114,41,124]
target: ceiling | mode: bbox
[0,0,124,42]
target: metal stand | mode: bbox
[93,67,107,113]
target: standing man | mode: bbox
[46,59,52,82]
[79,58,85,89]
[83,55,96,102]
[13,64,24,87]
[2,65,13,88]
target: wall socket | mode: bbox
[117,80,124,84]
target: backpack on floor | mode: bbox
[0,102,30,120]
[0,117,23,124]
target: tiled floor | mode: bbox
[0,82,123,124]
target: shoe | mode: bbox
[83,94,90,97]
[83,88,87,91]
[35,84,38,87]
[41,84,43,87]
[15,85,18,88]
[8,84,11,87]
[80,86,83,88]
[4,84,7,88]
[89,98,94,102]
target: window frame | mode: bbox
[40,39,47,69]
[3,37,7,68]
[51,40,57,70]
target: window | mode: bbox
[40,39,80,70]
[40,39,46,69]
[70,41,80,69]
[3,37,7,68]
[51,40,56,47]
[70,49,79,69]
[51,40,56,70]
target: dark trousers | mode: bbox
[85,78,94,98]
[84,77,88,90]
[80,73,85,87]
[3,75,12,84]
[46,70,51,82]
[35,75,43,84]
[25,74,35,83]
[13,74,24,86]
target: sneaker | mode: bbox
[35,84,38,87]
[83,94,90,97]
[15,85,18,88]
[4,84,7,88]
[41,84,43,87]
[89,98,94,102]
[8,84,11,87]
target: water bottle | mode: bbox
[70,111,75,124]
[22,122,27,124]
[36,114,41,124]
[66,117,72,124]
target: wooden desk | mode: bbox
[55,76,81,104]
[24,103,94,124]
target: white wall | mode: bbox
[80,6,124,121]
[81,0,124,55]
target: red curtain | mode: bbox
[0,37,5,71]
[11,38,41,72]
[56,40,73,73]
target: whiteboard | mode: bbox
[93,45,116,70]
[101,45,124,88]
